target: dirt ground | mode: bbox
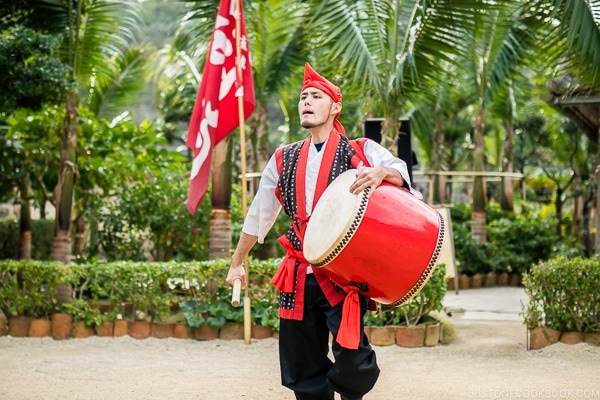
[1,314,599,400]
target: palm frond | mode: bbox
[86,46,147,120]
[558,0,600,82]
[76,1,143,81]
[308,0,385,91]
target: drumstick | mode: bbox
[231,277,242,307]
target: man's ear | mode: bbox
[331,101,342,115]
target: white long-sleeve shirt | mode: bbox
[243,138,417,243]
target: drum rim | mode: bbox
[308,186,371,267]
[388,212,446,306]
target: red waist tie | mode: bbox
[271,235,307,293]
[335,284,361,350]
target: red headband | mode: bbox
[301,62,342,103]
[301,62,345,135]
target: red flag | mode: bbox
[186,0,255,214]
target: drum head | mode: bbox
[303,169,368,265]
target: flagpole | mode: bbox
[233,0,252,345]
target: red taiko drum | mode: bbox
[303,169,444,306]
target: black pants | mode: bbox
[279,274,380,400]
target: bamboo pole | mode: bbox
[231,0,251,345]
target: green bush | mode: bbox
[487,210,556,274]
[0,258,281,330]
[0,260,76,318]
[523,256,600,333]
[451,203,557,275]
[364,263,447,326]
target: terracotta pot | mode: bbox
[219,322,244,340]
[95,321,114,337]
[528,326,561,350]
[496,272,509,286]
[424,323,441,347]
[251,324,273,339]
[484,272,496,287]
[365,326,396,346]
[113,319,128,337]
[0,313,8,336]
[395,325,426,348]
[28,318,51,337]
[50,313,72,340]
[446,277,455,291]
[471,273,483,289]
[173,323,193,339]
[151,322,175,339]
[194,324,219,340]
[559,331,584,345]
[583,332,600,347]
[72,321,95,339]
[8,316,31,337]
[459,274,471,290]
[119,302,134,319]
[509,273,522,287]
[128,320,151,339]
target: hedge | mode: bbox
[0,259,449,333]
[523,256,600,333]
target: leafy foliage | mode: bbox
[451,202,558,275]
[523,256,600,333]
[0,26,70,114]
[0,258,282,330]
[0,260,76,318]
[364,263,447,326]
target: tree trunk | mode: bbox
[52,88,78,306]
[253,104,270,177]
[499,119,515,212]
[51,88,79,265]
[74,218,85,257]
[555,186,564,240]
[209,136,232,260]
[572,165,582,241]
[432,111,446,204]
[471,106,487,243]
[596,127,600,256]
[18,173,32,260]
[210,209,231,260]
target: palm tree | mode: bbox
[25,0,145,264]
[453,1,540,241]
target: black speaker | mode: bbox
[362,118,414,182]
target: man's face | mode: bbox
[298,88,340,129]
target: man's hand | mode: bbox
[349,166,403,198]
[226,232,258,289]
[226,264,247,289]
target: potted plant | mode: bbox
[0,260,73,337]
[180,299,227,340]
[523,256,600,350]
[63,299,99,338]
[364,264,447,347]
[251,297,278,339]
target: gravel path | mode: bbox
[1,314,599,400]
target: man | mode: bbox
[226,63,415,400]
